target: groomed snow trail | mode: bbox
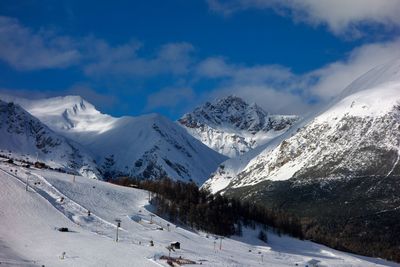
[1,161,398,267]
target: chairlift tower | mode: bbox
[25,171,31,192]
[115,218,121,242]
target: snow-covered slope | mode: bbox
[0,95,118,135]
[204,58,400,192]
[0,100,99,179]
[1,160,396,266]
[179,96,299,158]
[0,95,226,183]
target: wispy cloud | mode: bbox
[209,84,313,115]
[1,15,399,116]
[0,16,195,77]
[66,85,118,109]
[207,0,400,36]
[197,57,296,86]
[306,38,400,99]
[0,16,80,70]
[0,85,118,111]
[195,37,400,114]
[146,87,195,111]
[83,41,194,77]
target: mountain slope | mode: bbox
[203,58,400,261]
[0,100,99,178]
[0,95,226,183]
[205,58,400,192]
[179,95,298,157]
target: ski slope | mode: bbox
[0,160,397,267]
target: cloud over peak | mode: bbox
[207,0,400,36]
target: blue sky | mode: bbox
[0,0,399,119]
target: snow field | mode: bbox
[0,161,398,266]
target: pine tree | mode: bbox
[102,154,116,180]
[258,230,268,243]
[236,221,243,236]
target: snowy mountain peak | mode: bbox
[179,95,299,157]
[0,94,118,135]
[0,100,99,178]
[339,57,400,100]
[316,57,400,122]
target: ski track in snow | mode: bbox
[0,162,399,267]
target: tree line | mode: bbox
[112,177,304,239]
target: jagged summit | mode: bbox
[181,95,269,133]
[179,95,299,157]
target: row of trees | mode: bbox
[113,177,304,239]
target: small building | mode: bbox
[306,259,321,267]
[34,161,46,169]
[170,242,180,250]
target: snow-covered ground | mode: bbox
[0,160,397,267]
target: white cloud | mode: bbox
[0,86,118,111]
[0,16,80,70]
[1,15,399,116]
[146,87,195,110]
[196,57,234,77]
[66,85,118,109]
[0,16,195,77]
[197,57,296,85]
[197,57,312,114]
[207,0,400,36]
[196,38,400,114]
[307,37,400,99]
[210,85,312,114]
[84,41,194,77]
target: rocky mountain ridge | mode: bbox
[179,95,298,157]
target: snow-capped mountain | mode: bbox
[0,95,226,183]
[0,95,117,136]
[179,95,299,158]
[0,100,99,179]
[202,58,400,260]
[204,58,400,193]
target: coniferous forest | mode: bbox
[111,177,304,239]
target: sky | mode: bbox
[0,0,399,119]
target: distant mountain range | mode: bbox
[0,90,299,183]
[0,95,226,184]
